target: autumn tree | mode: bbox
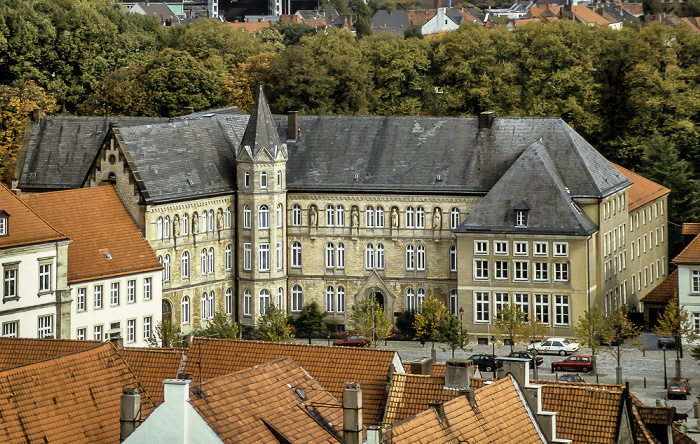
[435,313,469,358]
[349,295,393,346]
[653,300,699,379]
[493,302,526,354]
[413,290,449,352]
[256,304,294,342]
[148,317,187,348]
[517,312,548,379]
[292,301,327,344]
[573,306,608,374]
[192,311,239,339]
[604,306,642,384]
[221,52,277,113]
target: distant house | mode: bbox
[562,5,622,29]
[371,9,410,35]
[422,8,460,35]
[129,2,180,25]
[675,231,700,336]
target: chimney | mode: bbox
[428,401,447,423]
[120,387,141,442]
[342,382,363,444]
[496,358,529,388]
[287,111,299,141]
[366,426,381,444]
[444,359,474,389]
[409,357,434,375]
[32,107,44,123]
[459,387,476,407]
[11,189,21,197]
[110,336,124,349]
[182,106,195,115]
[478,111,495,129]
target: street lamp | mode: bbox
[459,307,464,324]
[663,344,668,389]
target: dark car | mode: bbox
[508,351,543,368]
[668,379,692,400]
[551,355,593,373]
[332,334,371,347]
[559,374,585,383]
[468,354,501,372]
[658,336,677,349]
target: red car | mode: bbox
[332,334,371,347]
[668,379,692,400]
[551,355,593,373]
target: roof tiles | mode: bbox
[674,233,700,265]
[383,373,461,426]
[119,347,185,405]
[0,337,101,371]
[0,185,68,250]
[613,164,670,211]
[640,269,678,304]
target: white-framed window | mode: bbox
[39,263,51,292]
[515,293,529,318]
[164,216,170,238]
[474,260,488,280]
[337,205,345,226]
[365,243,375,269]
[127,280,136,303]
[554,295,569,326]
[38,314,53,338]
[449,290,458,316]
[291,285,303,312]
[156,217,163,240]
[163,254,171,281]
[514,242,528,255]
[277,287,284,309]
[693,270,700,293]
[201,210,207,232]
[406,244,415,270]
[0,217,7,236]
[450,208,460,230]
[326,286,335,312]
[291,242,302,267]
[259,243,270,271]
[76,288,86,312]
[277,170,282,187]
[2,321,18,337]
[337,286,345,313]
[534,294,549,324]
[208,292,215,318]
[406,288,415,311]
[208,247,214,274]
[450,246,457,272]
[243,205,251,229]
[201,248,208,274]
[110,282,120,306]
[376,243,384,269]
[366,206,374,227]
[514,261,528,280]
[276,242,283,270]
[243,290,252,316]
[406,207,415,228]
[376,206,384,227]
[244,243,252,270]
[181,251,190,278]
[93,325,103,340]
[143,316,152,341]
[494,292,509,317]
[260,172,268,188]
[259,205,270,229]
[94,285,103,309]
[201,293,208,319]
[182,213,189,235]
[416,207,425,228]
[495,261,508,280]
[126,319,136,343]
[326,205,335,226]
[475,241,488,255]
[244,171,250,188]
[534,262,548,281]
[494,241,507,255]
[338,243,346,268]
[534,242,548,256]
[475,292,489,322]
[292,205,301,226]
[326,243,336,268]
[225,288,233,315]
[515,210,527,227]
[277,204,284,228]
[416,245,426,271]
[225,207,231,229]
[554,263,569,282]
[417,288,425,310]
[554,242,568,256]
[225,244,233,270]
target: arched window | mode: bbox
[337,286,345,313]
[406,244,415,270]
[260,172,268,188]
[225,207,231,229]
[365,243,375,269]
[163,254,171,281]
[326,205,335,226]
[259,289,271,315]
[291,285,303,312]
[208,210,214,231]
[156,217,163,240]
[201,210,207,233]
[417,244,426,270]
[326,243,335,268]
[406,207,415,228]
[291,242,302,267]
[336,243,345,268]
[450,290,458,316]
[277,287,284,309]
[416,207,425,228]
[366,206,374,227]
[417,288,425,310]
[182,213,189,235]
[243,205,251,229]
[244,171,250,188]
[181,295,190,323]
[406,288,415,311]
[376,206,385,227]
[181,251,190,278]
[259,205,269,229]
[225,288,233,315]
[225,244,232,270]
[201,293,208,319]
[326,286,335,312]
[336,205,345,226]
[450,208,460,230]
[209,291,215,319]
[208,247,214,274]
[376,244,385,269]
[277,204,283,228]
[201,248,207,274]
[292,205,301,226]
[164,216,170,238]
[450,246,457,272]
[243,290,251,315]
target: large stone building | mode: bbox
[13,89,668,340]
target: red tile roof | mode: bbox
[570,5,612,25]
[384,373,461,426]
[190,357,343,443]
[184,338,399,425]
[529,4,561,17]
[407,9,436,25]
[682,223,700,236]
[0,337,102,371]
[119,347,185,405]
[22,186,162,283]
[0,342,156,443]
[402,361,446,377]
[613,164,670,212]
[674,234,700,265]
[226,21,271,32]
[640,269,678,304]
[0,185,68,250]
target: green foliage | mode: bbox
[148,317,187,348]
[413,290,449,349]
[493,302,526,354]
[573,306,607,372]
[349,295,393,344]
[256,304,294,342]
[653,300,698,377]
[404,24,423,40]
[517,312,548,345]
[292,301,327,343]
[434,313,469,358]
[395,309,418,338]
[352,0,373,38]
[192,311,239,339]
[603,306,642,384]
[270,21,317,46]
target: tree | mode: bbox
[256,304,294,342]
[653,300,699,378]
[516,312,548,379]
[413,290,448,351]
[395,309,417,339]
[352,0,373,38]
[221,52,277,113]
[348,295,393,346]
[191,311,239,339]
[573,306,608,374]
[604,306,642,384]
[493,302,526,354]
[292,301,327,344]
[148,317,187,348]
[435,313,469,358]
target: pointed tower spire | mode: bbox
[240,86,283,160]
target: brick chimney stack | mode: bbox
[32,107,44,123]
[342,382,363,444]
[287,111,299,141]
[478,111,495,129]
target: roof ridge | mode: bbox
[2,184,69,242]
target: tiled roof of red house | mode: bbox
[679,17,700,32]
[119,347,185,405]
[682,222,700,236]
[0,337,101,371]
[629,403,662,444]
[513,16,559,27]
[640,269,677,304]
[402,361,446,377]
[0,185,68,250]
[529,4,561,17]
[22,186,162,283]
[619,4,644,16]
[674,234,700,264]
[183,338,400,425]
[570,5,613,25]
[407,9,436,25]
[613,164,670,211]
[226,21,271,32]
[672,426,697,444]
[383,373,461,426]
[0,342,156,443]
[189,357,343,443]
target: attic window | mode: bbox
[354,174,360,180]
[187,179,193,185]
[436,174,443,181]
[28,173,37,181]
[294,388,306,401]
[515,210,527,227]
[0,212,8,236]
[104,252,112,260]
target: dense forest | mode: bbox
[1,0,699,251]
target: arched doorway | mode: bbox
[372,291,385,311]
[162,299,172,324]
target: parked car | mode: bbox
[559,374,585,383]
[468,354,501,372]
[527,337,580,356]
[658,336,677,349]
[668,379,692,400]
[332,334,371,347]
[551,355,593,373]
[508,351,543,368]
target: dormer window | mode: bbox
[514,201,530,228]
[0,211,8,236]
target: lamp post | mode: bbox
[459,307,464,324]
[663,344,668,390]
[491,335,497,377]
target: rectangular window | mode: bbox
[494,241,508,255]
[3,265,17,300]
[514,241,528,255]
[126,319,136,343]
[474,260,489,280]
[259,243,270,271]
[38,315,53,338]
[554,295,569,326]
[494,261,508,280]
[94,285,103,309]
[277,242,283,270]
[39,263,51,292]
[94,325,103,341]
[2,321,18,337]
[76,327,86,340]
[110,283,120,306]
[514,261,529,280]
[475,292,489,322]
[534,262,548,281]
[693,271,700,293]
[127,280,136,303]
[534,242,548,256]
[143,316,152,341]
[143,278,152,301]
[554,263,569,282]
[534,294,549,324]
[515,293,529,319]
[554,243,568,256]
[475,241,488,255]
[244,243,252,270]
[77,288,86,312]
[494,293,509,318]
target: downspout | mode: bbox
[587,235,591,309]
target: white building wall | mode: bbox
[421,8,459,35]
[678,264,700,344]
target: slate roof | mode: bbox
[674,234,700,265]
[0,184,68,250]
[182,338,400,425]
[371,9,410,34]
[0,342,156,443]
[0,337,101,371]
[22,186,162,283]
[613,164,669,212]
[118,347,185,405]
[282,116,630,198]
[383,373,461,426]
[16,116,168,191]
[189,357,343,443]
[239,86,285,161]
[640,269,678,304]
[455,142,599,235]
